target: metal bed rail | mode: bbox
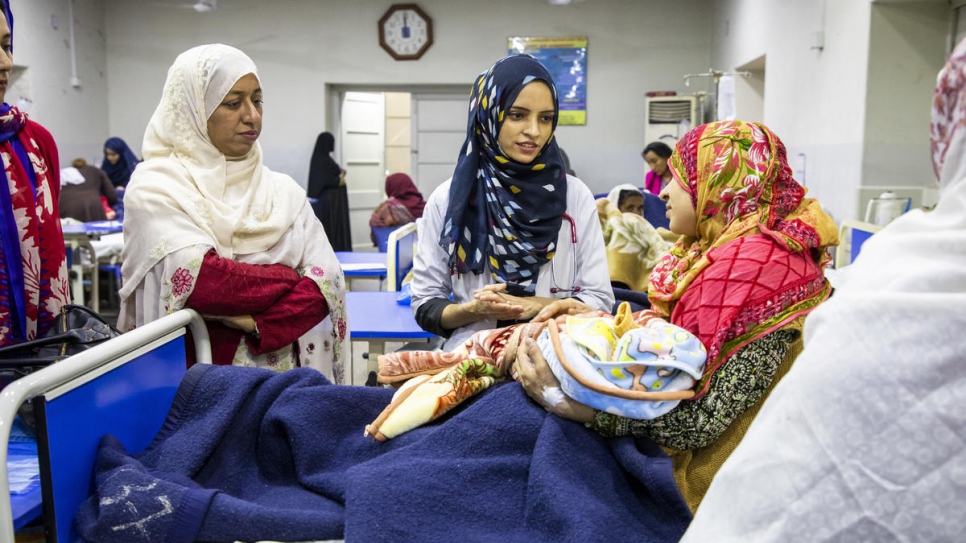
[0,309,210,541]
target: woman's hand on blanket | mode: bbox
[530,298,595,324]
[513,337,595,424]
[502,322,545,373]
[205,314,257,334]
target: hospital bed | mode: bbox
[0,309,211,542]
[0,307,690,541]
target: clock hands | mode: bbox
[379,5,433,60]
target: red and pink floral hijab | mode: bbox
[650,121,837,306]
[648,121,838,397]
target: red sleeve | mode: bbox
[247,276,329,355]
[100,169,118,206]
[187,249,301,315]
[185,323,248,367]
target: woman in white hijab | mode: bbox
[119,44,347,382]
[604,183,644,215]
[681,40,966,541]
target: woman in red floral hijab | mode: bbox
[649,120,838,397]
[514,120,838,512]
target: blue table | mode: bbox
[346,291,435,384]
[61,220,123,236]
[336,251,387,290]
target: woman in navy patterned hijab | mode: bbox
[439,54,568,296]
[413,54,613,352]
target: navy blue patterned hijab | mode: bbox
[439,54,567,296]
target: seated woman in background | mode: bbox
[101,137,139,190]
[513,120,839,512]
[100,137,139,221]
[0,0,69,348]
[605,183,644,216]
[119,44,348,381]
[642,140,673,195]
[596,189,670,297]
[59,158,117,222]
[410,53,614,351]
[368,172,425,247]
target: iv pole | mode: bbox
[682,69,751,122]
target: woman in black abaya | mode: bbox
[307,132,352,251]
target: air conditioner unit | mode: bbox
[644,96,701,146]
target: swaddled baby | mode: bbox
[539,313,707,420]
[366,303,707,441]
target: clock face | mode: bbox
[379,4,433,60]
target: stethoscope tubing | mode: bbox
[549,213,580,294]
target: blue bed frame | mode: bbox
[0,309,210,542]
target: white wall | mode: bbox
[102,0,714,193]
[863,1,949,206]
[711,0,874,223]
[11,0,109,166]
[711,0,951,222]
[15,0,947,222]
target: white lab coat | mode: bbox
[411,175,614,350]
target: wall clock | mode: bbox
[378,4,433,61]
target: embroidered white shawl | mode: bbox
[118,44,347,380]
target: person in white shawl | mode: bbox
[605,183,645,216]
[118,44,347,382]
[681,40,966,542]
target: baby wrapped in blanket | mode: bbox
[366,304,707,441]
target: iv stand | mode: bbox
[682,69,751,122]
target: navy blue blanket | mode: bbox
[76,364,691,542]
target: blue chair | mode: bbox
[386,223,417,291]
[372,226,396,253]
[642,191,670,230]
[835,220,883,268]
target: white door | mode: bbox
[340,92,385,250]
[411,93,468,198]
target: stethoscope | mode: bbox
[549,213,581,294]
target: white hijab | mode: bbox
[121,44,306,295]
[605,183,642,211]
[682,40,966,542]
